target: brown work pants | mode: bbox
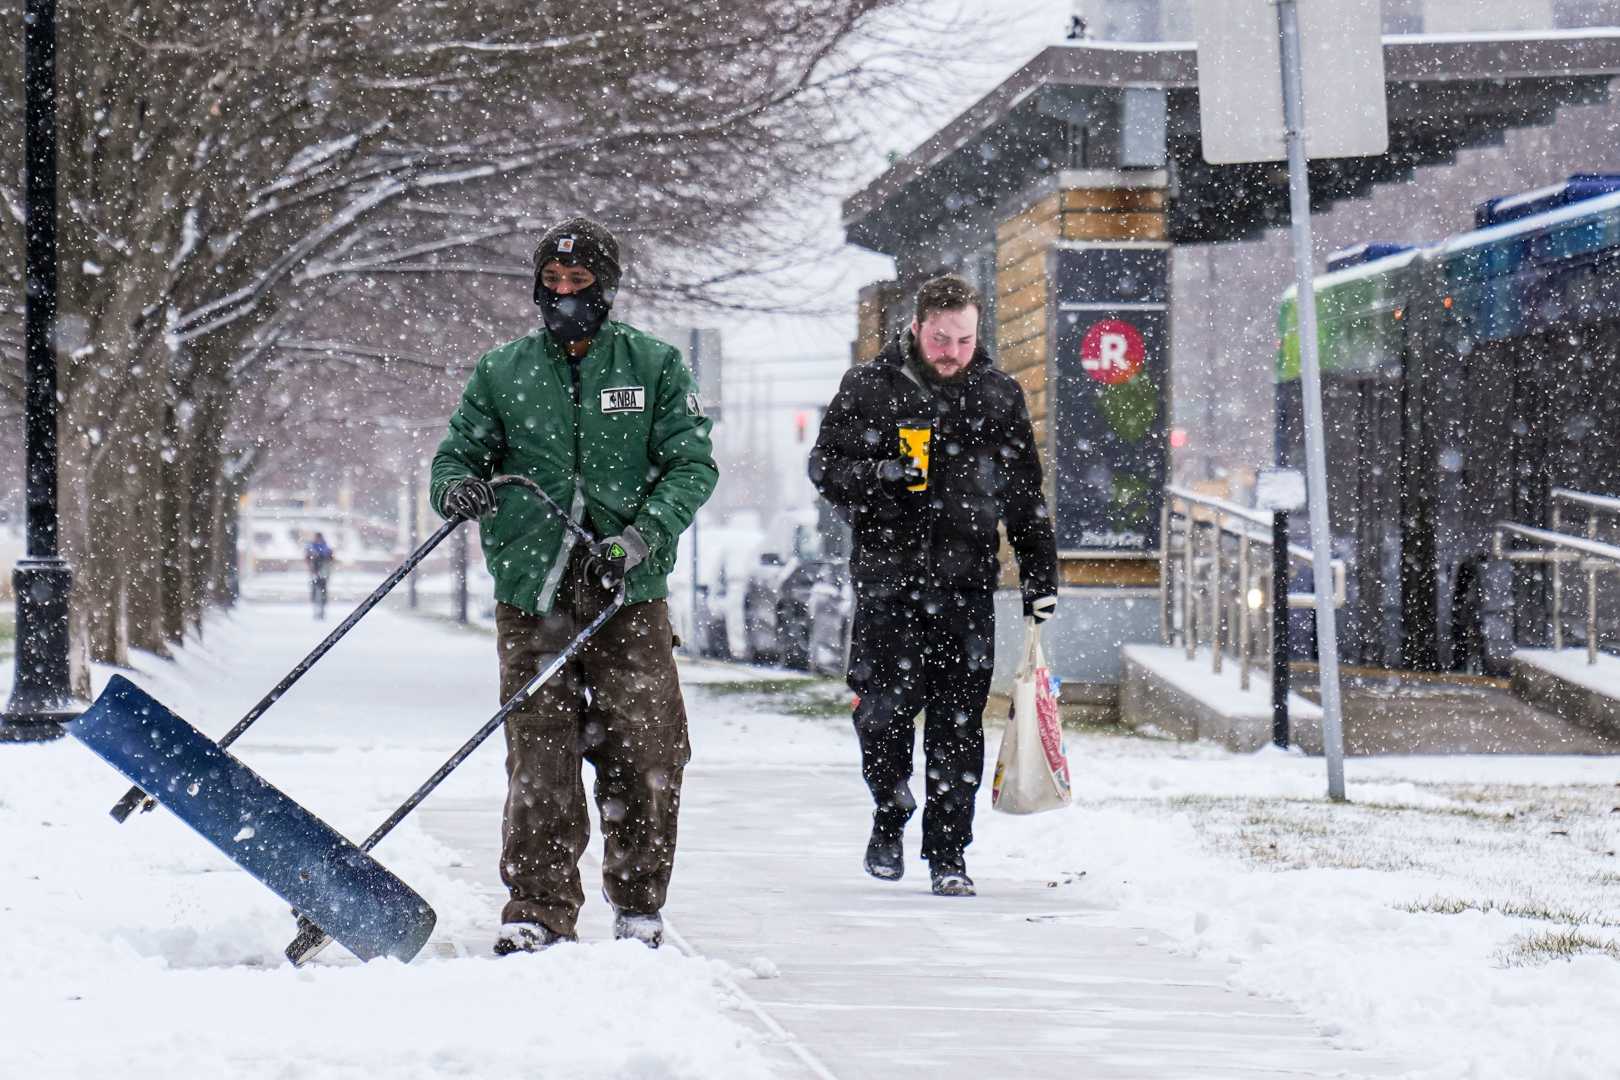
[495,560,689,938]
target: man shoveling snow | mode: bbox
[431,218,717,954]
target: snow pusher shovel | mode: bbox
[67,473,603,965]
[73,677,439,962]
[283,586,623,966]
[108,474,584,823]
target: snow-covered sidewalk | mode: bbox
[3,601,1617,1078]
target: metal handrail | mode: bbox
[1493,522,1620,566]
[1164,487,1346,605]
[1161,486,1345,691]
[1166,484,1273,528]
[1493,507,1620,664]
[1552,488,1620,516]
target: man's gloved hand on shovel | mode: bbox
[443,477,498,521]
[585,526,649,593]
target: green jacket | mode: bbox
[430,322,717,614]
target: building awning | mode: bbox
[844,33,1620,252]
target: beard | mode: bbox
[906,334,972,386]
[921,359,970,384]
[909,346,971,385]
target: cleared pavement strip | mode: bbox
[416,748,1402,1079]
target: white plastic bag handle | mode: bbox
[1017,618,1044,679]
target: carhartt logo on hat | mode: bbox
[533,217,623,303]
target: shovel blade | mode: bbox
[72,675,436,964]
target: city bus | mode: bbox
[1278,175,1620,673]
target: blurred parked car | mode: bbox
[737,508,839,667]
[806,562,854,677]
[689,583,731,659]
[741,553,824,668]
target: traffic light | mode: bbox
[795,410,810,443]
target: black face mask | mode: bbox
[538,283,615,344]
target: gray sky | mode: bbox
[722,1,1073,362]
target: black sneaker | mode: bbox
[864,828,905,882]
[929,858,976,897]
[612,910,664,949]
[493,921,572,956]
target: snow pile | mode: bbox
[0,610,769,1080]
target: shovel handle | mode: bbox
[112,473,582,825]
[487,473,596,549]
[280,590,623,966]
[109,787,156,823]
[107,514,466,824]
[285,915,335,967]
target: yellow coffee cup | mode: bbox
[898,420,932,492]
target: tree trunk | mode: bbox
[125,417,171,659]
[59,402,131,670]
[160,403,192,645]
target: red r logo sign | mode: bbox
[1080,319,1146,385]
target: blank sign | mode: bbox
[1194,0,1388,164]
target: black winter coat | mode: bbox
[809,333,1058,599]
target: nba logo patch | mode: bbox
[601,386,646,413]
[557,237,575,253]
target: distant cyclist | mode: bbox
[304,532,335,619]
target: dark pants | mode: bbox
[494,557,690,937]
[847,585,996,864]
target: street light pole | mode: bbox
[1,0,81,742]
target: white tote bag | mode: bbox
[991,620,1072,814]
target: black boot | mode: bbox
[864,825,904,881]
[929,856,975,897]
[493,921,573,955]
[612,909,664,949]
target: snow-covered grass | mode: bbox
[975,732,1620,1079]
[696,674,850,719]
[0,599,15,659]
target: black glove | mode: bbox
[862,457,925,494]
[1023,592,1057,623]
[584,526,649,593]
[442,477,498,521]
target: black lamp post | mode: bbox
[1,0,80,742]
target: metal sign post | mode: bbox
[687,331,705,654]
[1276,0,1347,800]
[1195,0,1386,800]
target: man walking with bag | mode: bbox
[809,275,1058,897]
[431,218,716,953]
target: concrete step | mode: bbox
[1290,664,1620,755]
